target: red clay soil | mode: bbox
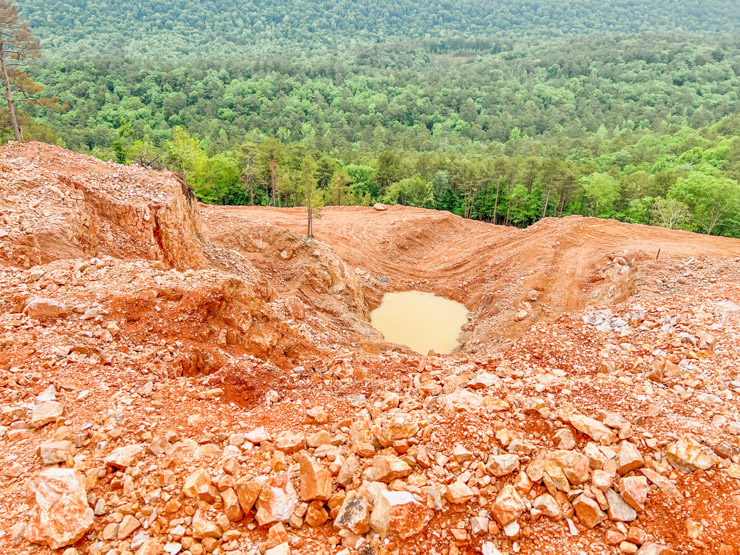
[1,142,739,555]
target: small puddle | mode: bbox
[370,291,468,355]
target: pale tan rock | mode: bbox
[573,494,606,529]
[306,405,328,424]
[26,297,69,321]
[553,450,591,485]
[25,468,94,549]
[255,473,298,527]
[617,441,643,475]
[337,454,360,487]
[334,490,371,534]
[275,431,305,453]
[105,444,145,471]
[592,469,614,491]
[605,489,636,522]
[31,401,64,428]
[569,414,617,445]
[685,518,703,539]
[267,522,290,548]
[265,543,291,555]
[445,480,475,504]
[38,441,73,465]
[487,454,519,477]
[183,468,212,498]
[452,444,474,462]
[299,453,332,501]
[554,429,577,450]
[370,455,412,483]
[373,203,387,211]
[640,469,682,501]
[117,515,141,539]
[620,476,649,512]
[222,487,244,521]
[369,490,432,539]
[245,427,271,444]
[307,430,331,448]
[371,416,419,447]
[491,484,525,526]
[236,477,263,513]
[666,437,718,473]
[192,511,222,540]
[533,493,562,520]
[134,539,162,555]
[305,500,329,527]
[470,516,489,535]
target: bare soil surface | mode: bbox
[1,142,740,555]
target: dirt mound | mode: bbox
[1,143,740,555]
[0,142,206,269]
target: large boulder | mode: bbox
[25,468,94,549]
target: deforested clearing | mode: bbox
[1,142,740,553]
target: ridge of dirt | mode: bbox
[1,142,740,555]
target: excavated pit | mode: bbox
[370,291,469,354]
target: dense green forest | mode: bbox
[16,0,740,59]
[2,1,739,237]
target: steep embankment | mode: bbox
[1,143,740,555]
[0,142,206,269]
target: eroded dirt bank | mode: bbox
[1,142,740,555]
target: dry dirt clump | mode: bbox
[1,142,740,555]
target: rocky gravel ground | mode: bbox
[1,143,740,555]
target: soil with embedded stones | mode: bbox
[1,142,740,555]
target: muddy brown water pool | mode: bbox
[370,291,469,354]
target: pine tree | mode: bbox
[0,0,62,141]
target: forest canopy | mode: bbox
[15,0,740,60]
[2,1,739,237]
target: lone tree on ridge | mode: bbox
[0,0,62,141]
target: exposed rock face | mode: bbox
[25,468,94,549]
[0,142,206,270]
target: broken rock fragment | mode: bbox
[25,468,94,549]
[445,480,475,504]
[31,401,64,428]
[370,454,412,483]
[255,473,298,526]
[369,490,432,539]
[491,484,525,526]
[620,476,649,512]
[573,494,606,529]
[605,489,636,522]
[568,414,617,445]
[26,297,69,321]
[666,437,718,473]
[299,453,332,501]
[334,490,371,534]
[105,444,145,471]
